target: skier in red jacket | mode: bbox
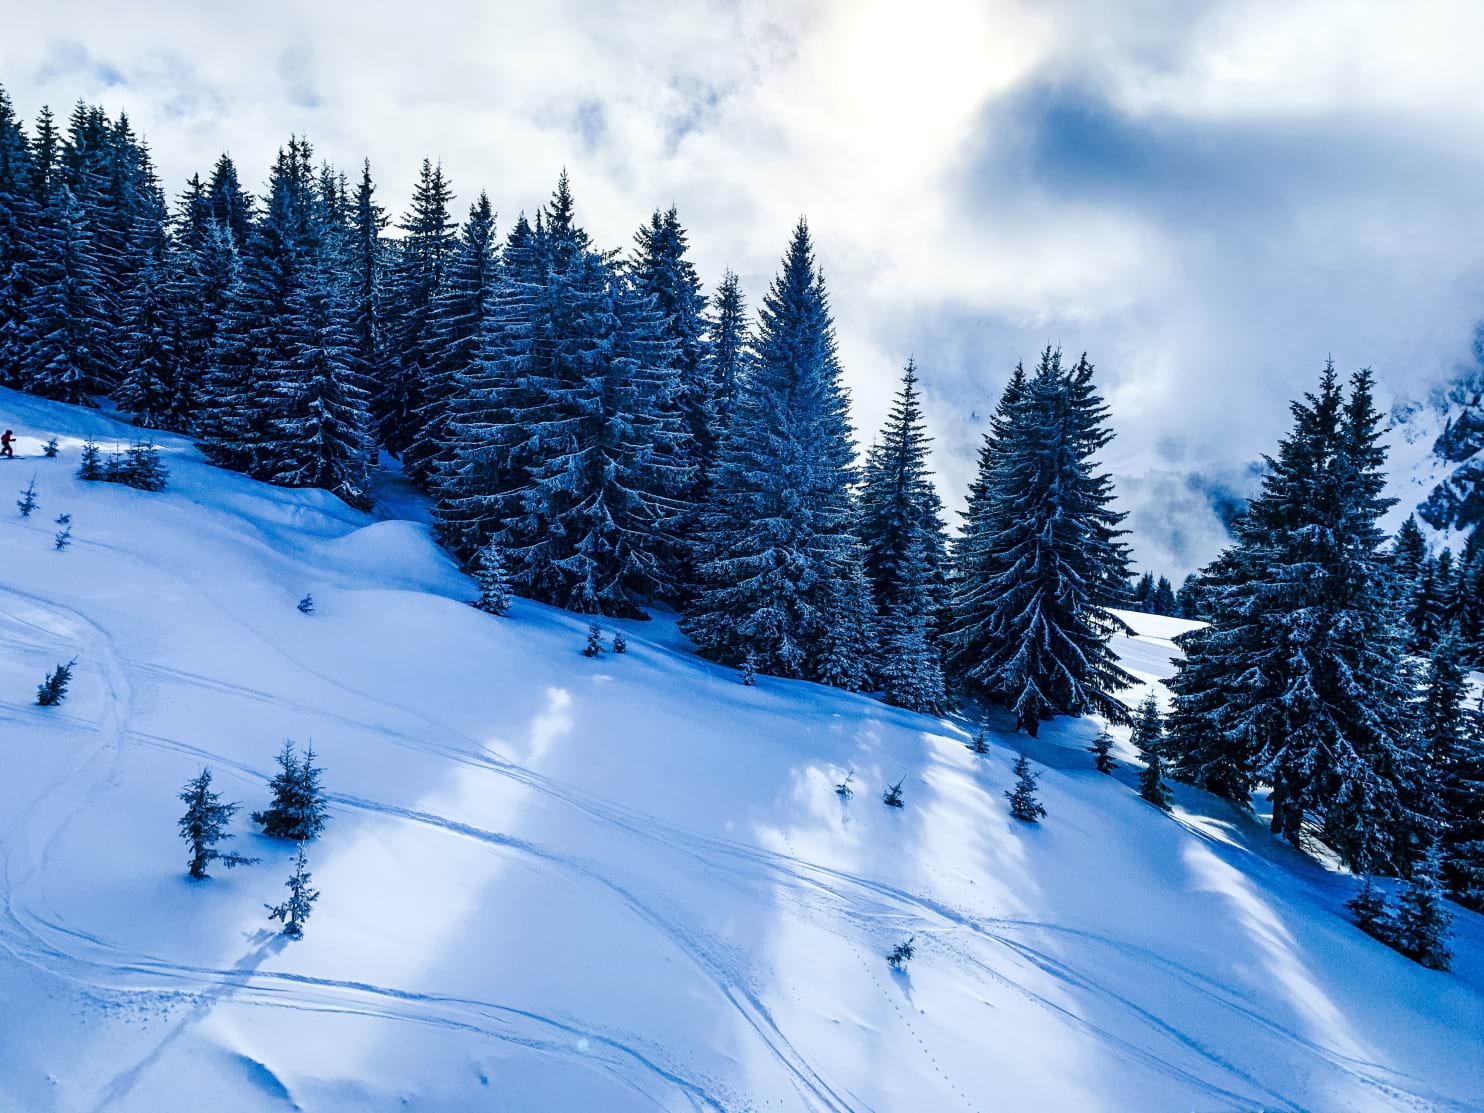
[0,430,13,458]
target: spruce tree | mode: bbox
[1392,514,1426,586]
[1165,365,1423,870]
[951,349,1135,735]
[206,153,254,249]
[252,739,329,841]
[380,159,456,455]
[266,843,319,940]
[1132,692,1173,810]
[472,540,513,616]
[405,192,496,489]
[36,658,74,705]
[1427,646,1484,910]
[1346,873,1390,940]
[17,184,112,403]
[16,477,37,517]
[1006,754,1046,822]
[1392,844,1454,971]
[882,778,905,807]
[1152,576,1177,616]
[347,160,388,445]
[681,221,871,683]
[0,83,39,387]
[1089,729,1117,774]
[857,360,950,711]
[115,245,187,429]
[584,622,604,658]
[704,268,749,424]
[178,767,258,879]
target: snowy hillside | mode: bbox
[2,386,1481,1113]
[1385,365,1484,547]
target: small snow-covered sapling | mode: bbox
[1006,754,1047,823]
[42,437,59,459]
[178,767,260,879]
[36,659,76,706]
[835,769,855,799]
[53,523,72,551]
[886,936,915,969]
[882,778,905,808]
[266,843,320,940]
[583,622,604,657]
[612,631,627,654]
[741,651,757,686]
[17,478,38,518]
[297,594,315,615]
[1088,729,1116,774]
[968,726,990,755]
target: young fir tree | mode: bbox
[297,593,315,614]
[206,153,254,249]
[35,658,74,705]
[252,739,330,841]
[681,221,873,684]
[1152,576,1177,616]
[76,438,103,480]
[882,778,905,808]
[346,161,388,441]
[472,540,513,616]
[857,360,950,712]
[379,159,456,455]
[1392,514,1427,587]
[1404,557,1447,654]
[1006,753,1046,823]
[740,651,757,686]
[112,440,168,491]
[1165,365,1423,870]
[886,937,915,968]
[1392,843,1454,971]
[1131,571,1156,612]
[1089,729,1117,774]
[969,725,991,756]
[584,622,605,658]
[405,191,496,489]
[53,522,71,550]
[1131,691,1173,810]
[16,477,37,517]
[266,842,319,940]
[1346,873,1391,940]
[178,767,258,879]
[950,349,1135,735]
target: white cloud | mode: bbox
[5,0,1484,577]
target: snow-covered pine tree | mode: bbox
[198,140,320,474]
[857,360,950,710]
[16,184,112,403]
[1132,691,1173,810]
[703,268,749,426]
[630,206,711,501]
[681,221,869,684]
[115,241,188,430]
[1006,753,1046,822]
[1089,729,1117,774]
[1166,365,1423,870]
[266,842,319,939]
[612,630,627,654]
[206,153,254,250]
[969,725,990,755]
[0,84,39,387]
[1404,557,1447,654]
[36,658,74,705]
[404,192,496,489]
[741,651,757,686]
[263,254,373,506]
[472,540,512,616]
[76,438,103,480]
[1426,645,1484,911]
[297,593,314,614]
[379,159,456,456]
[886,937,915,968]
[53,522,71,550]
[1152,576,1177,616]
[1392,843,1454,971]
[1392,514,1426,587]
[252,739,330,841]
[584,622,604,657]
[42,437,58,458]
[882,778,905,807]
[1346,873,1390,940]
[346,160,388,445]
[112,440,168,491]
[951,349,1135,735]
[16,477,37,516]
[1131,571,1155,612]
[178,767,258,879]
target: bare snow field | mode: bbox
[1,387,1480,1112]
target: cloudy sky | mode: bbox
[6,0,1484,576]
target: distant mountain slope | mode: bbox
[1,387,1480,1113]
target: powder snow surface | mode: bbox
[0,387,1480,1112]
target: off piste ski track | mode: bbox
[1,386,1480,1112]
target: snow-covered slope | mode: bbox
[1,388,1480,1113]
[1385,364,1484,546]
